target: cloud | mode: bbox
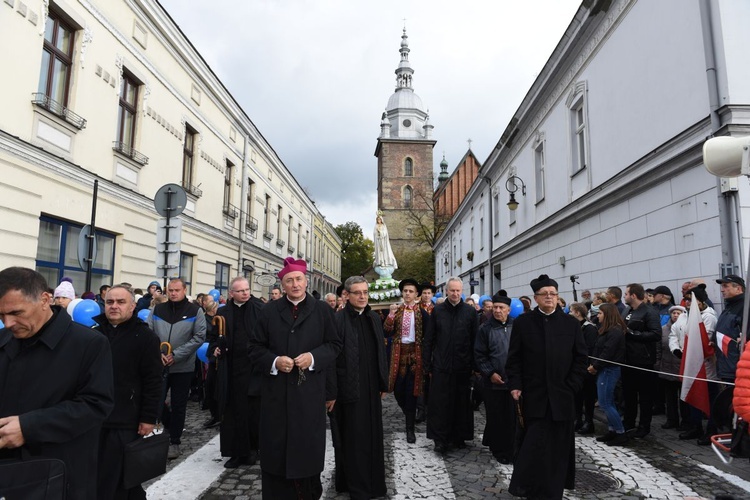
[158,0,580,230]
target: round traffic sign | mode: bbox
[154,184,187,217]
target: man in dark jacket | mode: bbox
[135,281,161,312]
[621,282,662,438]
[0,267,114,500]
[328,276,388,499]
[714,274,745,382]
[210,276,264,468]
[506,274,587,499]
[423,277,478,454]
[94,285,162,499]
[249,257,342,499]
[474,291,515,463]
[148,278,206,458]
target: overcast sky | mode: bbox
[158,0,581,235]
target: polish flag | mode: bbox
[715,331,733,357]
[679,293,712,417]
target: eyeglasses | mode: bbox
[349,290,368,296]
[534,292,559,298]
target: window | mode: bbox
[534,139,545,203]
[277,205,283,243]
[480,217,484,250]
[117,73,139,149]
[246,178,257,232]
[179,252,194,295]
[182,125,197,193]
[404,157,413,177]
[566,82,589,176]
[223,160,234,212]
[263,195,272,236]
[297,223,303,256]
[288,216,293,249]
[403,185,413,208]
[38,12,75,107]
[493,190,500,235]
[35,216,115,294]
[215,262,231,298]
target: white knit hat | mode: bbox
[54,281,75,300]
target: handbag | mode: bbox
[730,418,750,458]
[0,458,66,500]
[122,430,170,489]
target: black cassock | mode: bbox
[249,294,341,500]
[211,297,264,458]
[331,304,388,499]
[505,307,587,499]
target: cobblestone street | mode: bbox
[145,393,750,499]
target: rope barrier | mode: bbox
[587,356,735,387]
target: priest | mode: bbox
[506,274,587,499]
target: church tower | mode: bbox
[374,28,436,258]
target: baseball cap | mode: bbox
[716,274,745,288]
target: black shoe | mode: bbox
[577,421,594,435]
[202,417,221,429]
[493,454,511,465]
[697,434,712,446]
[632,427,650,439]
[248,451,258,466]
[652,407,665,416]
[661,421,678,430]
[451,440,466,449]
[574,420,584,432]
[596,431,617,442]
[405,412,416,444]
[434,441,448,454]
[607,433,630,446]
[679,428,702,440]
[224,456,248,469]
[415,409,425,424]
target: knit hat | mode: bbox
[54,281,75,300]
[669,305,687,314]
[530,274,558,292]
[278,257,307,279]
[689,285,708,303]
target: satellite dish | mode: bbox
[703,136,750,178]
[154,184,187,217]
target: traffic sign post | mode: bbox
[77,180,98,293]
[153,184,187,287]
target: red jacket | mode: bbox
[734,343,750,421]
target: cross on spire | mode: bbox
[467,138,473,150]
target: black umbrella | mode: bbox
[212,315,230,420]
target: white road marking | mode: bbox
[145,434,225,499]
[696,462,750,493]
[575,437,701,499]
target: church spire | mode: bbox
[395,28,414,91]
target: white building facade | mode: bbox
[435,0,750,305]
[0,0,339,298]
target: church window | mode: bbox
[403,185,413,208]
[404,158,413,177]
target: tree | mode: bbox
[403,186,450,248]
[335,222,375,280]
[393,248,435,284]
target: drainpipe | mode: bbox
[700,0,743,277]
[238,134,249,276]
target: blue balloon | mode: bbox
[431,297,437,304]
[0,319,4,329]
[435,292,443,298]
[479,295,492,307]
[208,289,221,301]
[196,342,209,363]
[563,306,570,314]
[137,308,151,322]
[73,299,100,327]
[461,294,466,301]
[509,298,524,319]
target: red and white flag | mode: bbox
[715,331,733,357]
[679,292,712,417]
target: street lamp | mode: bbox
[443,251,450,271]
[505,175,526,211]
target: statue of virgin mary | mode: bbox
[373,213,398,277]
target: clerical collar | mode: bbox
[233,300,246,308]
[537,307,555,316]
[286,295,305,306]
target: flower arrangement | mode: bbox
[368,278,401,303]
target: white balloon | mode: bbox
[67,298,83,316]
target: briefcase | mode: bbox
[122,431,170,489]
[0,457,66,500]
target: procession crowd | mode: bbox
[1,262,749,500]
